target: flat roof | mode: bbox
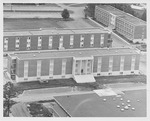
[96,5,146,25]
[4,28,108,37]
[54,89,146,117]
[10,48,138,60]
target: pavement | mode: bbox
[12,82,146,103]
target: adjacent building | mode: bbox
[95,5,146,42]
[7,48,140,83]
[4,28,112,53]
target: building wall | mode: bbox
[7,55,12,74]
[4,32,109,52]
[134,25,146,40]
[116,17,134,41]
[101,56,109,72]
[12,53,140,82]
[134,54,140,70]
[112,55,121,71]
[95,6,110,26]
[16,57,73,78]
[124,55,132,70]
[95,5,146,42]
[16,60,24,77]
[53,58,62,75]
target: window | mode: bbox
[97,57,102,73]
[38,36,42,49]
[100,34,104,47]
[15,37,20,50]
[37,60,41,78]
[87,60,91,74]
[49,60,54,77]
[24,61,28,79]
[62,59,66,76]
[4,38,8,51]
[109,56,113,72]
[120,56,124,71]
[27,37,31,50]
[131,55,136,71]
[90,35,94,47]
[80,35,84,47]
[75,60,80,75]
[59,36,63,48]
[70,35,74,48]
[49,36,53,49]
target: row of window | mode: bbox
[22,55,136,79]
[95,8,109,18]
[116,19,134,30]
[75,60,92,75]
[97,55,136,73]
[4,34,105,51]
[24,59,67,79]
[116,23,134,33]
[116,27,133,40]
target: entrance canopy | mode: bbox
[74,75,96,83]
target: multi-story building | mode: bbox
[95,5,146,42]
[95,5,123,29]
[7,48,140,83]
[3,28,112,53]
[116,15,146,42]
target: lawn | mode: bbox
[58,18,100,29]
[13,78,103,94]
[4,18,64,30]
[13,75,146,94]
[95,75,146,84]
[4,18,98,30]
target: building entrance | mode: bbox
[74,58,93,75]
[73,57,95,83]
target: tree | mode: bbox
[86,4,97,18]
[84,6,88,19]
[61,9,70,20]
[141,10,146,21]
[3,82,17,117]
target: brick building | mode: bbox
[95,5,146,42]
[7,48,140,83]
[4,28,112,53]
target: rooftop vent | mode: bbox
[33,54,36,57]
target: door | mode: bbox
[81,60,86,75]
[74,60,92,75]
